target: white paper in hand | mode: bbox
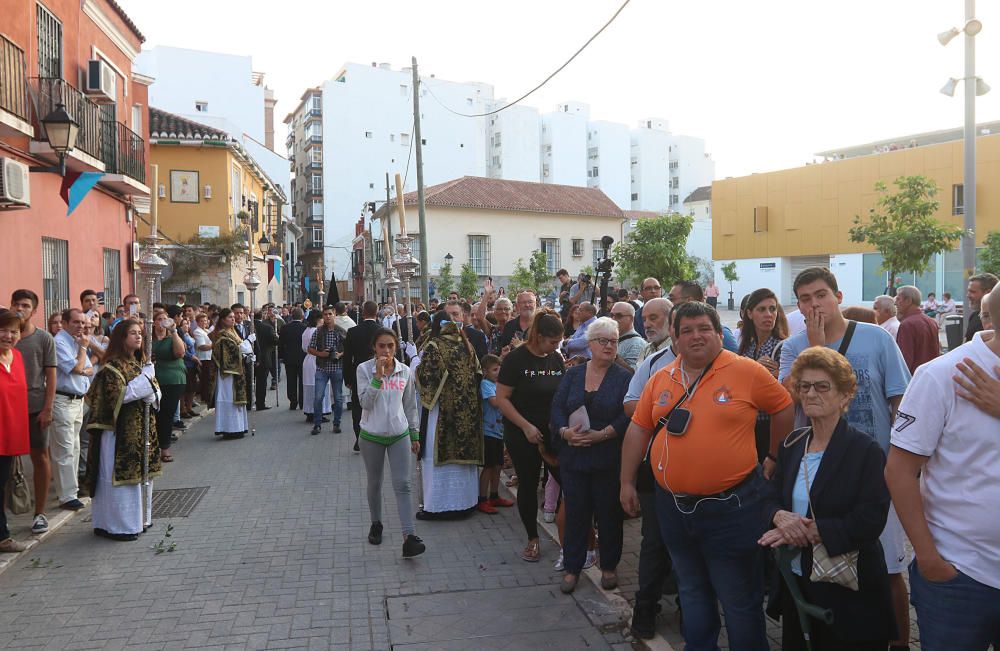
[568,405,591,433]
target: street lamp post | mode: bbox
[241,215,262,436]
[939,1,989,334]
[29,103,80,177]
[138,164,167,526]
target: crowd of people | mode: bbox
[0,265,998,650]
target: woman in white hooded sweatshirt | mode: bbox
[357,328,425,558]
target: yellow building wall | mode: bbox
[152,145,234,243]
[713,133,1000,260]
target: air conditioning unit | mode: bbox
[85,59,116,104]
[0,158,31,208]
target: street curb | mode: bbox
[0,496,91,578]
[501,470,675,651]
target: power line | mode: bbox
[422,0,631,118]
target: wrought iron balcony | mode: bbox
[101,119,146,183]
[29,77,145,183]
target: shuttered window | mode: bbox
[42,237,69,315]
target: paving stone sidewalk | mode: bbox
[0,394,633,650]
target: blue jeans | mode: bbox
[910,560,1000,650]
[313,367,343,427]
[654,471,768,651]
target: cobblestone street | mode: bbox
[0,393,632,650]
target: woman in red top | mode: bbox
[0,310,31,553]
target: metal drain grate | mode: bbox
[152,487,210,518]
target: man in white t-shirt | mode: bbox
[784,308,806,337]
[885,286,1000,650]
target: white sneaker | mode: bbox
[583,549,597,569]
[31,514,49,534]
[543,511,556,523]
[554,549,564,571]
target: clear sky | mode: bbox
[118,0,1000,179]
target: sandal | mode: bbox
[506,475,519,487]
[161,452,174,463]
[520,540,540,563]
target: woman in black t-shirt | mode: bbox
[496,310,565,563]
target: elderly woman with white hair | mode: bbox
[549,316,633,594]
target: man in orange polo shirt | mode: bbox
[621,302,794,650]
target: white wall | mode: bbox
[489,104,540,182]
[687,218,713,263]
[542,105,588,186]
[631,126,671,212]
[668,135,714,213]
[828,253,865,305]
[135,46,266,143]
[587,121,631,209]
[714,258,790,307]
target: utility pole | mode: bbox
[412,56,429,305]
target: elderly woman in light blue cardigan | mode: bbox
[550,317,633,594]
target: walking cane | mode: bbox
[775,546,834,651]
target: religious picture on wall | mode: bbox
[170,170,200,203]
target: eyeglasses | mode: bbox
[610,313,629,319]
[797,381,833,394]
[590,337,618,347]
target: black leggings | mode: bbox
[504,427,559,540]
[0,456,11,540]
[156,384,185,451]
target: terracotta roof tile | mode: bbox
[683,185,712,203]
[104,0,145,43]
[149,107,231,142]
[623,209,662,220]
[383,176,624,219]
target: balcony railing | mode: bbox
[29,77,145,182]
[101,119,146,183]
[31,77,103,159]
[0,34,29,121]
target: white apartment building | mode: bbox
[285,63,715,281]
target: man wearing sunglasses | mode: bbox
[621,301,794,649]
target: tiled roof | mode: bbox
[149,107,231,142]
[623,209,663,220]
[683,185,712,203]
[104,0,145,43]
[383,176,624,219]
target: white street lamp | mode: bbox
[939,0,989,335]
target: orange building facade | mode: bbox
[0,0,149,324]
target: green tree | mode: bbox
[849,176,968,289]
[436,260,454,297]
[529,250,550,294]
[613,214,696,287]
[721,261,739,310]
[509,258,534,294]
[981,231,1000,277]
[458,262,479,300]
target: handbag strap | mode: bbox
[837,320,857,357]
[799,429,819,519]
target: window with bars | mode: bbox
[102,248,121,310]
[572,238,584,257]
[468,235,490,275]
[592,240,604,268]
[36,3,62,78]
[42,237,69,315]
[540,238,560,275]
